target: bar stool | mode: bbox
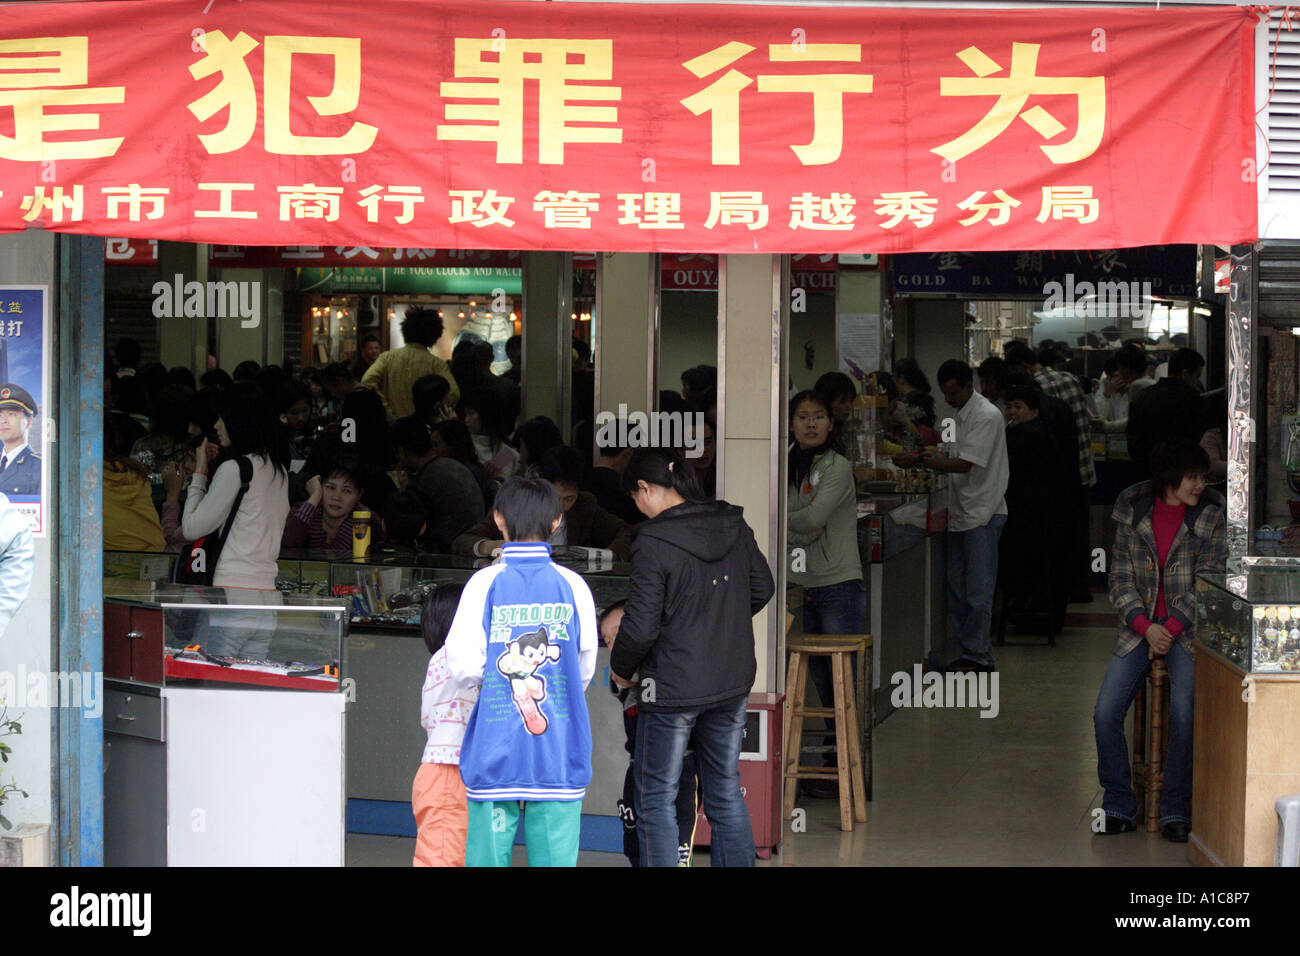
[1130,657,1171,832]
[782,635,872,831]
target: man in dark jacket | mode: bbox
[587,425,644,526]
[390,416,484,553]
[610,490,775,866]
[1126,348,1206,481]
[452,445,633,560]
[1000,384,1071,629]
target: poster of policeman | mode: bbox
[0,286,47,536]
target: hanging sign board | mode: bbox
[0,1,1258,252]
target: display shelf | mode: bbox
[1197,571,1300,673]
[104,584,350,690]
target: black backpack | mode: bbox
[172,456,254,585]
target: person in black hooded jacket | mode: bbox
[610,448,775,867]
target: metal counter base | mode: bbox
[345,626,628,853]
[866,527,948,723]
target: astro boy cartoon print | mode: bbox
[496,625,562,735]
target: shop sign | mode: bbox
[890,246,1199,298]
[210,246,523,269]
[296,266,521,295]
[0,2,1257,253]
[657,253,836,290]
[104,237,158,265]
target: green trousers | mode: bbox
[465,799,583,867]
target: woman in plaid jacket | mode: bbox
[1094,438,1225,842]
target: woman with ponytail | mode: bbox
[608,448,775,867]
[787,389,865,796]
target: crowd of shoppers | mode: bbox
[104,326,720,567]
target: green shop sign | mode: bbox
[297,267,521,295]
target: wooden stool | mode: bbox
[1131,658,1171,833]
[782,635,872,831]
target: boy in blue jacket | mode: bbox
[445,476,599,866]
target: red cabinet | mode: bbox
[693,692,784,860]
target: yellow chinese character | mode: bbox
[532,190,599,228]
[102,184,171,221]
[448,189,516,228]
[20,185,83,223]
[788,192,856,231]
[703,191,769,230]
[1036,185,1098,224]
[682,42,872,165]
[187,31,260,154]
[616,192,685,230]
[357,185,424,224]
[188,31,377,155]
[0,37,125,161]
[194,182,257,219]
[278,184,344,221]
[263,36,377,155]
[955,189,1021,226]
[437,38,621,164]
[933,43,1105,164]
[872,191,936,229]
[6,303,21,314]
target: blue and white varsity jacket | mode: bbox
[444,542,598,802]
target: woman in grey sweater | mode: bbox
[787,390,864,787]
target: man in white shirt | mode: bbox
[900,359,1009,672]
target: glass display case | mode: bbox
[104,583,350,691]
[327,552,633,628]
[1196,572,1300,673]
[859,485,949,563]
[104,550,176,585]
[105,550,335,596]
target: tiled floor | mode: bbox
[347,621,1189,867]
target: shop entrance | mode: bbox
[0,0,1264,869]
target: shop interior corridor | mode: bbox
[346,616,1188,867]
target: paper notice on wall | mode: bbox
[838,312,880,388]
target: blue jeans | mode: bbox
[1093,637,1195,825]
[946,515,1007,667]
[634,694,754,867]
[801,579,865,765]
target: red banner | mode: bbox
[1,1,1258,252]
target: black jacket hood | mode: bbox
[632,499,748,562]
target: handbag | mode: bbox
[172,456,254,586]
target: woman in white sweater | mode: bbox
[181,381,290,658]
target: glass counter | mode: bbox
[1197,571,1300,673]
[103,548,632,633]
[328,551,634,629]
[105,550,176,585]
[858,485,948,563]
[104,583,350,690]
[105,549,337,597]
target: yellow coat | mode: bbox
[103,463,166,552]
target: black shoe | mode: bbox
[1161,821,1190,843]
[800,779,839,799]
[1097,815,1137,835]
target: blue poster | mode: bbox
[0,287,48,536]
